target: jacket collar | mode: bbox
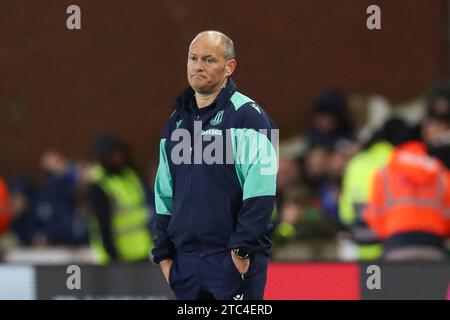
[171,78,237,112]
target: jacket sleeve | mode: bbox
[227,104,278,254]
[152,126,176,264]
[363,169,386,239]
[87,184,118,260]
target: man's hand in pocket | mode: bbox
[160,259,174,284]
[231,250,250,276]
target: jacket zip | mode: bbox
[187,111,200,249]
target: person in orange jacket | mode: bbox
[364,141,450,261]
[0,177,12,235]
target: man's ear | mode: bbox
[225,59,236,77]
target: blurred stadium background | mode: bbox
[0,0,450,299]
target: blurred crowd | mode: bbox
[1,81,450,263]
[0,135,157,264]
[273,81,450,262]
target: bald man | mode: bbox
[152,31,278,300]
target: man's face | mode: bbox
[187,35,235,94]
[105,149,126,170]
[422,118,450,145]
[313,113,338,133]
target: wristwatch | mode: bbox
[232,248,249,259]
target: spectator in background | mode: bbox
[32,150,89,246]
[275,155,301,215]
[271,152,342,261]
[272,155,303,244]
[364,141,450,261]
[302,89,356,195]
[319,138,359,222]
[87,134,152,264]
[301,146,329,193]
[271,90,358,261]
[339,118,414,261]
[423,82,450,168]
[7,177,38,246]
[306,89,354,149]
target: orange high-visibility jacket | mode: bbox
[364,141,450,239]
[0,177,12,234]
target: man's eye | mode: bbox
[206,58,215,64]
[189,57,197,62]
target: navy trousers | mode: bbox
[168,250,269,300]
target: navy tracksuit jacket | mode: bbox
[152,79,278,299]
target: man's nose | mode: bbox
[193,60,205,72]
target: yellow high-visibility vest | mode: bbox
[89,166,153,264]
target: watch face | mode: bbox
[237,248,249,258]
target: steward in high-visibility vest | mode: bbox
[88,165,153,264]
[364,141,450,261]
[87,134,152,264]
[339,118,415,260]
[339,141,393,260]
